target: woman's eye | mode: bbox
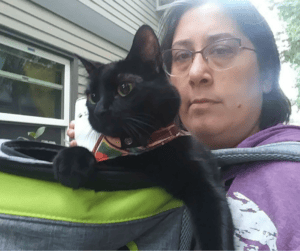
[88,93,97,104]
[117,82,134,97]
[209,46,234,58]
[173,51,191,62]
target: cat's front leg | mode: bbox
[53,146,97,189]
[182,163,234,250]
[159,138,234,250]
[119,137,234,250]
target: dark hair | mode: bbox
[159,0,291,130]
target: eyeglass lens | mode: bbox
[162,39,241,76]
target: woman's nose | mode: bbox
[188,53,213,86]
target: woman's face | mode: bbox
[171,4,271,149]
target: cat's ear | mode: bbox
[126,25,162,73]
[74,54,103,76]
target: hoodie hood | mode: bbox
[222,123,300,182]
[237,123,300,148]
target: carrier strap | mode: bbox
[0,140,157,191]
[212,141,300,166]
[1,140,300,191]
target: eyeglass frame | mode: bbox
[162,38,257,76]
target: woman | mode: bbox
[69,0,300,249]
[159,1,300,250]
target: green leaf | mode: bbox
[28,132,36,138]
[35,126,46,139]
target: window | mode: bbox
[0,35,70,144]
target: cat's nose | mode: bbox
[94,109,108,119]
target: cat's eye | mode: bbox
[88,93,97,105]
[117,82,134,97]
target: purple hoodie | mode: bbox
[223,124,300,250]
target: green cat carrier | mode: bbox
[0,139,193,250]
[1,138,300,250]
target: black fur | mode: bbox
[53,25,234,250]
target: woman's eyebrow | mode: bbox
[172,33,236,48]
[172,39,193,48]
[207,33,235,42]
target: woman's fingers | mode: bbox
[67,120,77,146]
[70,140,77,147]
[67,120,75,139]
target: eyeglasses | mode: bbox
[162,38,256,77]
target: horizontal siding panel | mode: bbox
[104,0,142,27]
[79,0,137,34]
[0,13,108,63]
[78,84,87,96]
[78,75,89,89]
[104,0,156,30]
[26,1,127,57]
[78,93,86,99]
[131,0,157,20]
[146,0,156,8]
[1,0,125,63]
[93,0,141,30]
[78,67,88,97]
[124,0,159,25]
[78,66,89,78]
[79,0,160,35]
[138,0,156,13]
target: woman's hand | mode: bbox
[67,120,77,147]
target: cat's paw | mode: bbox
[53,146,97,189]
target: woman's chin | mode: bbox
[186,118,224,136]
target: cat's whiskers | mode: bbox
[126,122,142,138]
[128,117,156,131]
[126,119,152,136]
[135,113,156,122]
[125,123,147,145]
[132,114,157,126]
[122,124,137,140]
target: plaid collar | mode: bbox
[92,123,190,162]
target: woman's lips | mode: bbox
[191,98,221,105]
[190,98,221,109]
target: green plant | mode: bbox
[28,126,46,140]
[18,126,46,141]
[269,0,300,109]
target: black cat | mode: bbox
[53,25,234,250]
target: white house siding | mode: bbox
[79,0,159,35]
[0,0,161,98]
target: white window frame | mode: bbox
[0,35,71,128]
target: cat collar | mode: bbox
[92,123,190,162]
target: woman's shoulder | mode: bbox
[238,123,300,148]
[222,123,300,180]
[224,124,300,249]
[227,160,300,250]
[231,158,300,189]
[225,138,300,195]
